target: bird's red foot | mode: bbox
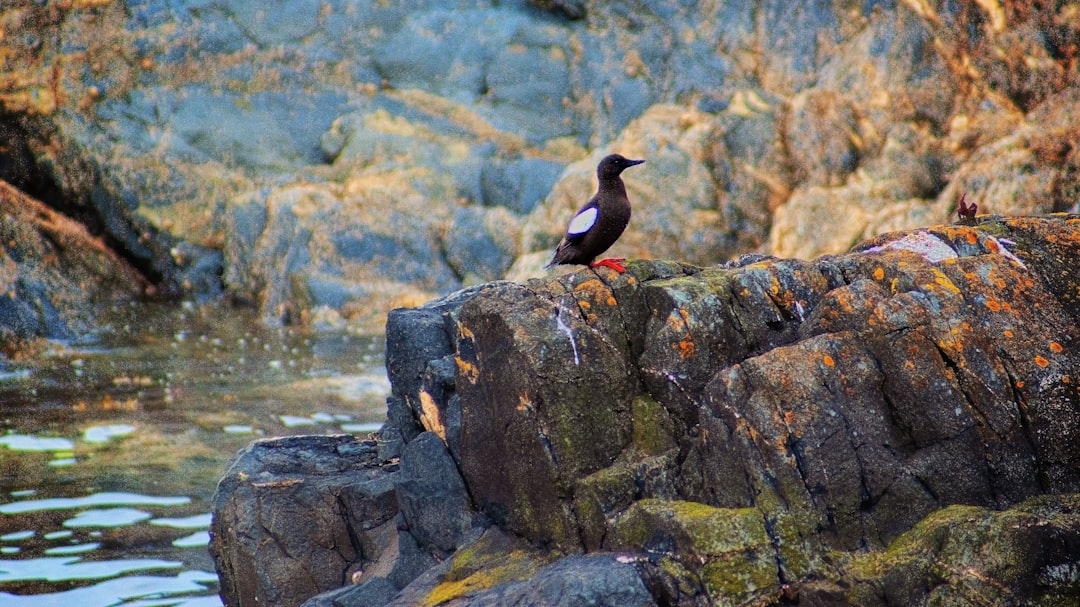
[590,258,627,273]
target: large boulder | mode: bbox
[443,216,1080,559]
[213,215,1080,606]
[210,435,400,607]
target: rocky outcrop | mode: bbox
[0,180,145,346]
[2,2,1078,332]
[211,215,1080,606]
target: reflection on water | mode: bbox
[0,301,390,606]
[0,571,221,607]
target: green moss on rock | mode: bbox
[766,509,817,582]
[425,550,539,607]
[426,529,552,606]
[630,394,677,456]
[612,499,779,605]
[847,494,1080,606]
[573,462,637,551]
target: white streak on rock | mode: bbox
[556,312,580,366]
[994,237,1027,269]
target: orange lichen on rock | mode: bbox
[677,337,695,359]
[456,355,480,383]
[574,278,617,308]
[669,308,695,359]
[574,278,608,295]
[668,308,690,331]
[930,269,961,295]
[418,390,446,441]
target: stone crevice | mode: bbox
[1000,355,1048,492]
[334,491,367,570]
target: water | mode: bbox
[0,301,390,606]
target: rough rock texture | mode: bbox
[0,179,145,347]
[374,527,657,607]
[2,1,1078,332]
[210,435,400,607]
[846,494,1080,606]
[213,215,1080,606]
[454,218,1080,556]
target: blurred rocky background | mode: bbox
[1,0,1077,337]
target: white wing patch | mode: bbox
[567,207,598,236]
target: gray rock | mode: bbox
[443,206,519,283]
[462,554,657,607]
[300,577,398,607]
[165,87,342,173]
[483,22,575,141]
[222,0,324,46]
[386,526,440,590]
[385,305,456,409]
[479,157,565,214]
[373,10,494,101]
[529,0,587,20]
[210,435,399,607]
[394,432,484,553]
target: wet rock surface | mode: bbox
[213,216,1080,606]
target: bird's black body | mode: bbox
[547,154,644,271]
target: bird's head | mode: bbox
[597,154,645,179]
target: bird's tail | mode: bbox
[546,240,571,268]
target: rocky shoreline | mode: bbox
[212,215,1080,606]
[3,1,1079,602]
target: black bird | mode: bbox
[547,153,645,273]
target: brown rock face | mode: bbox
[450,217,1080,554]
[378,215,1080,605]
[454,277,639,547]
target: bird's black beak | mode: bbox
[627,159,645,167]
